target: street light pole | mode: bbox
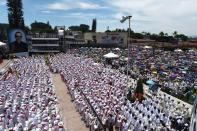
[120,15,132,97]
[127,16,131,90]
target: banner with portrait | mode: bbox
[7,29,28,57]
[101,34,123,44]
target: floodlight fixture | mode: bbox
[120,15,132,95]
[120,15,132,23]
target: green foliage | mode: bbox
[131,32,144,39]
[176,34,188,41]
[7,0,24,28]
[80,24,90,33]
[104,29,189,43]
[30,21,54,33]
[0,23,9,41]
[69,24,90,33]
[163,44,190,51]
[92,18,97,32]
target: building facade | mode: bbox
[84,32,128,47]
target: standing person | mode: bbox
[107,114,115,131]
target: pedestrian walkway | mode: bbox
[52,74,88,131]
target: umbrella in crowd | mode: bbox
[49,53,191,131]
[103,52,119,59]
[146,80,155,85]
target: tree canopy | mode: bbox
[30,21,54,33]
[92,18,97,32]
[7,0,24,28]
[0,23,9,41]
[69,24,90,33]
[106,28,189,43]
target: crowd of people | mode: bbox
[0,57,65,130]
[71,47,197,104]
[49,53,191,130]
[0,45,195,130]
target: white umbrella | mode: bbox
[103,52,119,58]
[144,46,152,49]
[174,49,183,52]
[0,41,6,46]
[115,48,120,51]
[188,49,195,52]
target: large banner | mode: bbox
[8,29,28,56]
[101,34,123,44]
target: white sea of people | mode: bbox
[0,57,65,131]
[0,46,195,131]
[49,53,191,131]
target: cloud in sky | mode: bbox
[47,0,105,10]
[0,0,197,35]
[106,0,197,35]
[0,0,6,6]
[41,10,52,14]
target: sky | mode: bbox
[0,0,197,36]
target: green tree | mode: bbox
[159,31,164,37]
[69,26,80,31]
[79,24,90,33]
[30,21,54,33]
[7,0,25,28]
[105,30,111,32]
[0,23,9,41]
[69,24,90,33]
[173,31,178,37]
[176,34,188,41]
[164,33,168,36]
[92,18,97,32]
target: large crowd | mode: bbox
[0,45,195,130]
[0,57,65,130]
[50,53,191,130]
[71,47,197,104]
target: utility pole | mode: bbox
[120,15,132,96]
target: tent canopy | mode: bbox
[144,46,152,49]
[114,48,120,51]
[0,41,6,46]
[174,49,183,52]
[103,52,119,58]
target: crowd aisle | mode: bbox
[50,53,191,131]
[52,73,88,131]
[0,57,65,130]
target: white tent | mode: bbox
[103,52,119,58]
[144,46,152,49]
[174,49,183,52]
[0,41,6,46]
[114,48,120,51]
[188,49,195,52]
[93,62,99,66]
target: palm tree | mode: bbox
[159,31,164,37]
[7,0,25,28]
[173,31,178,38]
